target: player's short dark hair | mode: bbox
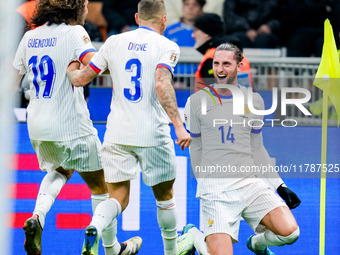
[215,43,244,64]
[182,0,206,8]
[138,0,166,22]
[32,0,86,27]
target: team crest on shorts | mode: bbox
[208,218,214,227]
[170,52,177,62]
[83,35,90,44]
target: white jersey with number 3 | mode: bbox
[13,23,97,141]
[89,26,180,146]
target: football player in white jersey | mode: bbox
[13,0,141,255]
[181,43,300,255]
[67,0,192,254]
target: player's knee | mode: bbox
[279,221,299,237]
[278,226,300,245]
[56,167,74,180]
[88,181,107,195]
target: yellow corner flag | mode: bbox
[313,19,340,125]
[313,19,340,255]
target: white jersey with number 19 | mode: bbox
[89,26,180,146]
[13,23,97,141]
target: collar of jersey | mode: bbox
[139,26,156,32]
[209,83,241,99]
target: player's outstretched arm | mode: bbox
[251,132,301,209]
[67,62,98,87]
[155,67,191,150]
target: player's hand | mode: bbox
[277,184,301,209]
[67,61,81,74]
[175,127,192,150]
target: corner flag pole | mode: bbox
[319,75,329,255]
[313,19,340,254]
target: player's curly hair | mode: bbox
[32,0,86,27]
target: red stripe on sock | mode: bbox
[9,183,39,199]
[58,184,91,200]
[159,203,175,210]
[7,212,32,228]
[56,213,91,229]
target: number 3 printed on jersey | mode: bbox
[124,58,142,102]
[29,55,56,99]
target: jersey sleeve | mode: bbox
[184,95,201,137]
[184,97,191,131]
[13,36,27,74]
[70,25,97,63]
[250,92,265,134]
[88,36,113,75]
[156,40,180,76]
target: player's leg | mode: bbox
[67,134,119,254]
[78,169,123,254]
[152,179,178,255]
[199,191,241,255]
[181,224,209,255]
[83,142,142,255]
[24,140,75,255]
[243,179,299,254]
[206,233,233,255]
[138,142,177,255]
[87,181,141,255]
[249,206,299,252]
[83,181,130,255]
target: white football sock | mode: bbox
[251,227,300,250]
[91,193,120,253]
[103,219,121,255]
[188,227,209,255]
[91,193,109,212]
[90,198,122,237]
[156,198,178,255]
[33,171,67,228]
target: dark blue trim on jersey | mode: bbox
[139,26,155,32]
[210,91,233,99]
[79,48,97,62]
[251,128,262,134]
[208,83,242,99]
[157,63,174,76]
[188,130,201,138]
[89,61,101,74]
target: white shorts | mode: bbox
[200,178,286,243]
[101,141,176,186]
[31,134,102,173]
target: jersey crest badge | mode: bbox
[170,52,177,62]
[82,35,90,44]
